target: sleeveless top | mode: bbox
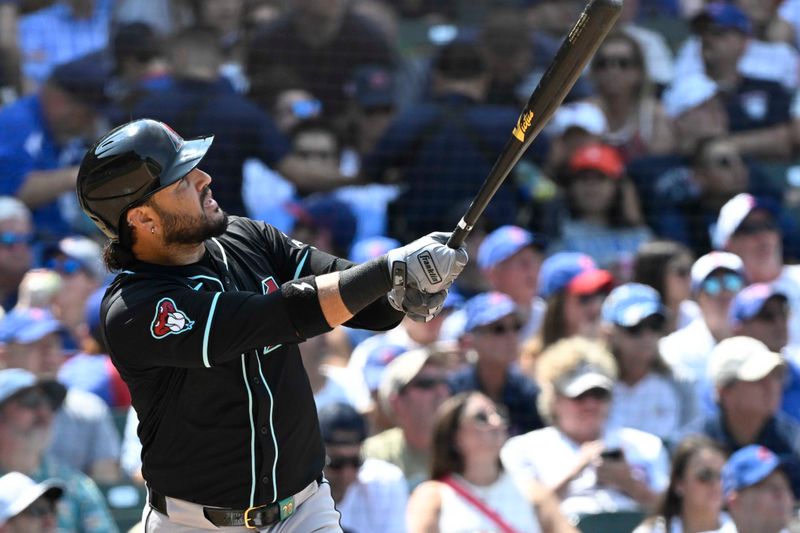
[438,472,542,533]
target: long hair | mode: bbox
[540,291,569,350]
[430,392,472,480]
[649,435,727,531]
[633,240,693,303]
[102,214,140,272]
[590,31,652,101]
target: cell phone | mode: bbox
[600,448,624,461]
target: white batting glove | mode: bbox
[386,232,468,319]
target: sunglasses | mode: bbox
[468,408,509,428]
[0,232,34,247]
[478,321,524,336]
[621,316,665,336]
[404,376,448,392]
[594,55,638,70]
[701,274,743,296]
[694,468,722,484]
[11,389,48,410]
[754,304,789,323]
[45,257,84,275]
[571,387,611,402]
[734,220,778,237]
[325,454,363,471]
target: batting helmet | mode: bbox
[76,119,214,241]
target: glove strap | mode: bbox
[390,260,407,305]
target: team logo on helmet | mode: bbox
[151,298,194,338]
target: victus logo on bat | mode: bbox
[417,251,442,285]
[512,110,535,142]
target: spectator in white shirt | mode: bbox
[601,283,700,444]
[318,402,407,533]
[502,337,669,520]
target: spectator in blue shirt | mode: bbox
[450,291,544,437]
[0,197,34,311]
[0,57,106,240]
[18,0,112,91]
[362,40,548,241]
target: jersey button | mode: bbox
[261,476,269,485]
[260,426,268,435]
[253,376,260,385]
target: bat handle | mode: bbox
[447,221,470,249]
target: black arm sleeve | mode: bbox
[338,256,392,314]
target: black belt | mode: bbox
[148,477,321,530]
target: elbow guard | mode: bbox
[280,276,330,339]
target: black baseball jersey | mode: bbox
[101,217,402,508]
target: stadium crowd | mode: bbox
[0,0,800,532]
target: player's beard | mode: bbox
[152,188,229,245]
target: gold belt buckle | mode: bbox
[243,504,267,530]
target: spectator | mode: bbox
[632,240,698,334]
[674,1,800,92]
[649,136,782,258]
[617,0,676,90]
[502,337,669,519]
[549,143,653,275]
[247,0,397,120]
[345,64,398,160]
[42,235,106,350]
[362,40,547,241]
[318,402,407,533]
[660,252,744,385]
[450,292,544,437]
[132,26,329,217]
[0,368,118,532]
[407,391,577,533]
[661,72,729,156]
[734,0,796,44]
[0,308,122,483]
[713,445,797,533]
[290,194,358,259]
[0,57,107,239]
[477,225,546,339]
[543,101,608,184]
[522,252,613,370]
[0,471,63,533]
[0,198,34,311]
[17,0,113,91]
[587,32,675,161]
[713,193,800,349]
[299,330,369,414]
[192,0,248,92]
[601,283,700,444]
[362,347,451,490]
[57,287,131,410]
[633,435,732,533]
[14,268,62,311]
[681,336,800,496]
[678,2,796,158]
[478,7,536,108]
[728,283,800,424]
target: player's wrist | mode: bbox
[338,256,392,315]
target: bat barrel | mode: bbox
[447,0,623,249]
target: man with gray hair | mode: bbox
[0,197,33,311]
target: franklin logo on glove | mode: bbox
[417,251,442,285]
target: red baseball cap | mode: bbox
[568,143,625,179]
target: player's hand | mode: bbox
[392,287,448,322]
[386,231,468,294]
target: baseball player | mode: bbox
[75,119,467,532]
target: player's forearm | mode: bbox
[17,166,79,208]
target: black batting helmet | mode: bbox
[76,119,214,241]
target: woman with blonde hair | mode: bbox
[502,337,669,520]
[407,391,576,533]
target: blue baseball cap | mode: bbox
[723,445,791,497]
[692,2,752,36]
[291,195,357,254]
[349,236,401,264]
[463,291,518,333]
[318,402,368,444]
[538,252,614,299]
[478,225,543,270]
[602,283,667,327]
[0,308,64,345]
[363,343,408,392]
[0,368,66,410]
[729,283,788,327]
[350,65,395,109]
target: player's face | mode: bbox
[150,168,228,245]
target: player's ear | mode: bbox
[126,205,156,231]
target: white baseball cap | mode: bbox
[711,193,774,249]
[690,251,744,293]
[662,72,719,119]
[554,362,614,398]
[548,101,608,137]
[708,336,785,388]
[0,472,63,526]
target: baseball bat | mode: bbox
[447,0,623,249]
